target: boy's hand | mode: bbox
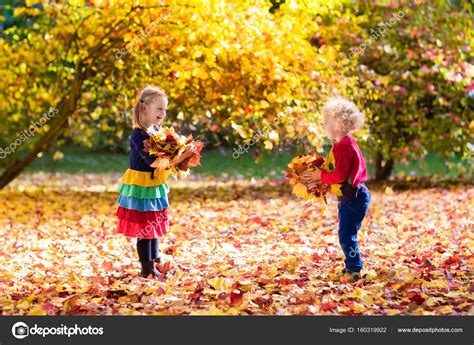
[302,168,322,184]
[305,180,320,190]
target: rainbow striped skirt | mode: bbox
[116,168,170,239]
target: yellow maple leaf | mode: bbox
[17,299,30,310]
[330,184,343,196]
[292,183,308,199]
[27,307,47,315]
[208,277,225,291]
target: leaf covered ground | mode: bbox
[0,173,472,315]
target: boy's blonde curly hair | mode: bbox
[321,97,365,133]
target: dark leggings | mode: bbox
[136,238,160,262]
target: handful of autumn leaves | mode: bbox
[286,152,340,204]
[143,126,204,179]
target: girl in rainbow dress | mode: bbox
[116,85,195,278]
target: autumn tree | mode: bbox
[0,0,353,188]
[0,0,471,186]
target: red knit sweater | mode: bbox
[320,135,368,187]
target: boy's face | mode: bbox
[324,114,347,141]
[323,114,337,140]
[142,96,168,129]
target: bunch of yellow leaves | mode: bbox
[286,152,340,204]
[143,126,204,179]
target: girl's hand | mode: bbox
[150,156,170,170]
[182,143,196,159]
[170,143,196,166]
[302,168,322,183]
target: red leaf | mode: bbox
[250,217,268,227]
[156,287,165,296]
[407,290,425,305]
[312,253,324,262]
[230,290,244,306]
[443,256,460,266]
[102,261,113,270]
[252,297,273,310]
[156,262,170,274]
[320,302,337,312]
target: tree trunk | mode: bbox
[0,77,83,189]
[374,152,394,180]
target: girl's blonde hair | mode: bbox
[133,85,167,130]
[321,97,365,133]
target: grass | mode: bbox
[27,145,472,179]
[29,147,130,174]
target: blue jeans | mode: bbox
[337,183,371,272]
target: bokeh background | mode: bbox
[0,0,472,185]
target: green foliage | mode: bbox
[334,1,473,168]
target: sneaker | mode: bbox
[342,268,361,282]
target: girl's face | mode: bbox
[141,96,168,129]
